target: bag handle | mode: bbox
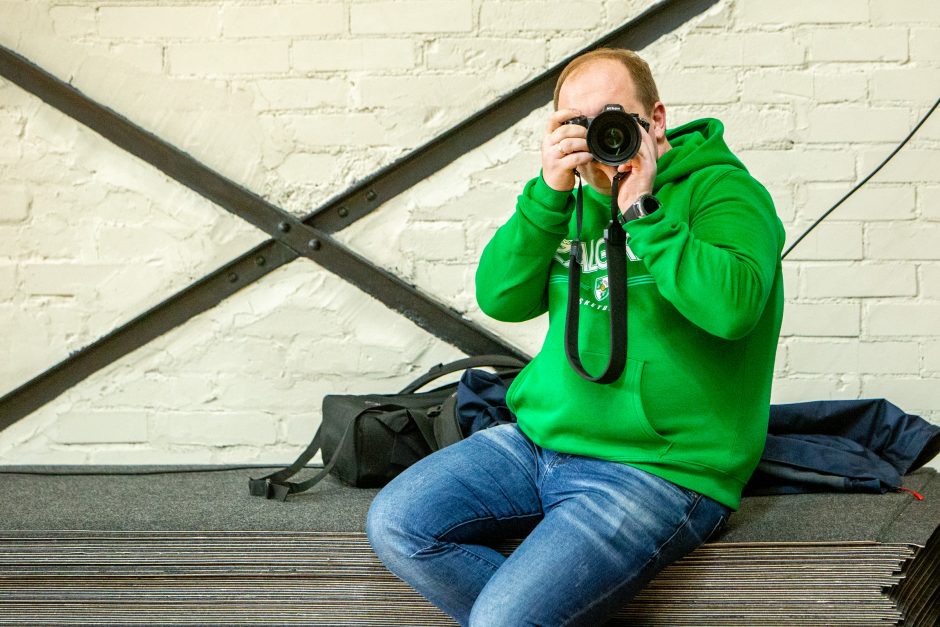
[249,411,357,501]
[399,354,528,394]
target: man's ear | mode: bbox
[650,101,667,141]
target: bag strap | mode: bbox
[399,354,528,394]
[564,172,628,384]
[248,414,356,501]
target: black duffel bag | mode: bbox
[249,355,525,501]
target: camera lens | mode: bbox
[586,108,642,166]
[602,127,625,152]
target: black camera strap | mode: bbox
[564,171,629,384]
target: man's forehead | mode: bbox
[558,59,638,105]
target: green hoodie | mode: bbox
[476,118,785,510]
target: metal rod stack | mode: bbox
[0,467,936,626]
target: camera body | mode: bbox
[564,104,650,166]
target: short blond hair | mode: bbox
[553,48,660,114]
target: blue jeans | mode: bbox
[366,424,730,627]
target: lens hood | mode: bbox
[586,106,643,166]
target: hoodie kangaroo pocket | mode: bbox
[622,358,671,454]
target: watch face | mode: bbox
[640,195,660,214]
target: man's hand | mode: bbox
[614,121,658,210]
[541,109,594,192]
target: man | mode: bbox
[367,48,785,626]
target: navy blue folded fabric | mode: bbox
[455,368,516,437]
[746,399,940,496]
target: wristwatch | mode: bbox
[617,193,661,225]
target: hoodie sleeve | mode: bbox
[475,175,575,322]
[626,169,784,340]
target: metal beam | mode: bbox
[0,0,718,430]
[304,0,720,233]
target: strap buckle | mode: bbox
[248,477,291,501]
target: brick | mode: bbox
[868,303,940,337]
[21,263,124,297]
[859,149,938,184]
[285,414,324,448]
[352,1,472,33]
[770,375,861,404]
[156,412,277,446]
[54,411,148,444]
[922,110,940,143]
[867,224,940,260]
[95,227,190,263]
[813,73,868,103]
[773,342,788,376]
[861,377,940,411]
[858,341,921,374]
[717,107,796,146]
[89,448,213,465]
[800,184,916,222]
[0,264,14,300]
[912,28,940,60]
[213,375,323,412]
[0,184,30,222]
[736,0,868,24]
[806,107,912,143]
[800,263,916,298]
[480,1,605,32]
[767,185,795,223]
[291,39,414,71]
[279,153,337,183]
[342,302,435,353]
[783,223,863,261]
[0,446,89,465]
[920,186,940,221]
[426,38,546,71]
[694,1,733,28]
[780,302,860,336]
[254,78,349,110]
[788,340,859,374]
[789,339,919,374]
[222,4,344,37]
[413,262,471,307]
[660,71,738,105]
[98,6,220,39]
[782,265,799,299]
[871,0,940,24]
[358,75,493,108]
[548,36,585,63]
[282,113,390,147]
[808,28,908,62]
[871,69,940,104]
[105,375,217,409]
[737,149,856,184]
[742,33,805,66]
[741,72,812,103]
[414,184,516,222]
[103,44,164,74]
[925,340,940,372]
[168,42,288,76]
[49,6,96,37]
[400,223,466,261]
[921,264,940,298]
[678,34,744,66]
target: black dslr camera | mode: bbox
[564,104,650,166]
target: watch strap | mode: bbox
[618,193,660,225]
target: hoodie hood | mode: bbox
[656,118,747,189]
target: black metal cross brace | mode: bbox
[0,0,718,430]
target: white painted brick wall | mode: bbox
[1,0,938,467]
[351,2,473,34]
